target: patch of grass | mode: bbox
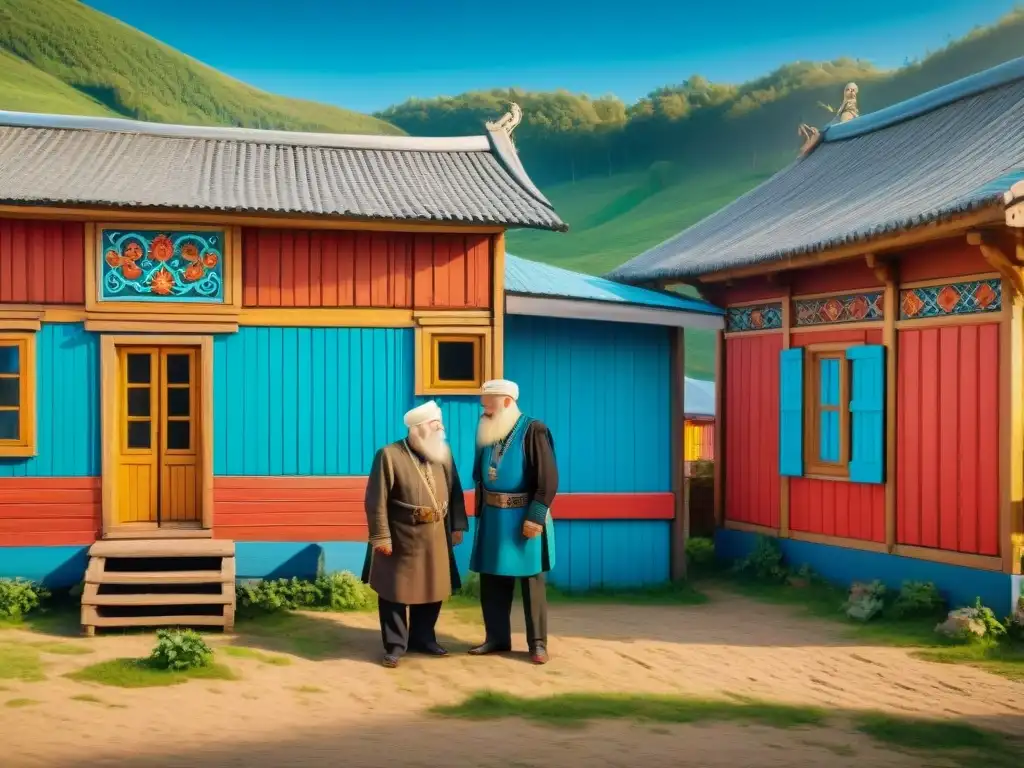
[431,690,827,729]
[233,611,350,660]
[65,658,237,688]
[4,697,39,708]
[32,641,93,656]
[913,639,1024,681]
[0,643,45,682]
[854,712,1021,767]
[221,645,292,666]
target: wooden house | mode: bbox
[609,59,1024,614]
[0,109,723,630]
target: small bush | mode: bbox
[844,580,887,622]
[891,581,946,619]
[732,536,787,582]
[236,571,376,613]
[685,537,716,569]
[935,598,1006,641]
[1005,597,1024,642]
[0,578,50,620]
[149,629,213,671]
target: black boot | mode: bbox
[468,639,511,655]
[409,641,448,656]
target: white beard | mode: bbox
[408,428,450,464]
[477,402,522,447]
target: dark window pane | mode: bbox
[436,340,477,383]
[167,420,191,450]
[0,346,19,375]
[127,387,151,418]
[167,387,190,417]
[127,420,151,449]
[127,354,151,384]
[166,354,190,385]
[0,410,19,440]
[0,377,20,408]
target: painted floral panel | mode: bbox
[100,229,225,303]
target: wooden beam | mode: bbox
[882,260,899,553]
[491,233,505,379]
[968,231,1024,298]
[780,285,791,539]
[864,253,891,284]
[713,330,725,527]
[669,327,688,580]
[1001,280,1024,574]
[699,208,1003,283]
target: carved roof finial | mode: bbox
[486,102,523,144]
[834,82,860,124]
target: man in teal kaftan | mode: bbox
[468,379,558,664]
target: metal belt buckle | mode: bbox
[412,508,432,523]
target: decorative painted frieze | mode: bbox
[793,292,883,326]
[100,229,225,303]
[726,303,783,332]
[899,279,1001,320]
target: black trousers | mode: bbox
[377,597,441,656]
[480,572,548,647]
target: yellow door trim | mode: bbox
[101,334,214,537]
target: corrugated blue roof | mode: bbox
[684,376,715,417]
[608,57,1024,282]
[505,252,724,315]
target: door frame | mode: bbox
[100,334,214,538]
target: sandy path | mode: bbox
[1,590,1020,767]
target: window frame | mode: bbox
[0,331,37,458]
[803,342,851,478]
[414,325,492,396]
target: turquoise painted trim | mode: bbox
[0,323,99,478]
[715,529,1015,616]
[0,546,89,588]
[504,315,670,492]
[235,518,670,591]
[216,320,672,493]
[847,345,885,484]
[779,348,803,477]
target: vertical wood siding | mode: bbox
[788,327,886,541]
[241,229,491,309]
[724,333,781,527]
[0,220,86,304]
[504,315,670,493]
[897,324,1000,556]
[0,323,99,478]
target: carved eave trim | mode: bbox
[864,253,892,283]
[967,230,1024,298]
[485,102,523,143]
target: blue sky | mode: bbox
[87,0,1017,114]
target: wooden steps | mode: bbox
[81,538,236,636]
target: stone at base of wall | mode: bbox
[715,529,1015,616]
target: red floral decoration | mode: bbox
[183,262,205,282]
[150,268,176,296]
[181,243,200,262]
[149,234,174,263]
[202,252,218,268]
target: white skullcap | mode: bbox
[481,379,519,400]
[404,400,442,428]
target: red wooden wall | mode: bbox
[0,478,101,545]
[241,229,492,309]
[897,324,1000,556]
[724,333,781,528]
[0,219,85,304]
[788,327,886,542]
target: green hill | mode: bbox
[0,0,401,134]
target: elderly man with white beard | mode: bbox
[361,400,468,668]
[468,379,558,664]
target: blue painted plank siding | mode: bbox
[504,315,670,493]
[216,319,671,493]
[0,323,99,477]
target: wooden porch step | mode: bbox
[80,607,230,630]
[85,569,229,586]
[82,583,234,607]
[89,538,234,559]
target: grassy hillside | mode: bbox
[0,0,401,134]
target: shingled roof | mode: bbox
[607,57,1024,282]
[0,110,566,231]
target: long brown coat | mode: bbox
[360,440,468,605]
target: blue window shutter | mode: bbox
[779,348,804,477]
[847,344,885,484]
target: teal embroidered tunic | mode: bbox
[469,416,558,577]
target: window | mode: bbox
[779,343,885,484]
[0,332,37,458]
[806,348,850,477]
[415,326,492,395]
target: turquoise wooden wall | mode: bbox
[0,323,98,477]
[215,317,671,492]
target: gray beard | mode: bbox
[408,431,450,464]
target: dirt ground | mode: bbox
[1,589,1022,767]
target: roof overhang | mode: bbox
[505,294,725,330]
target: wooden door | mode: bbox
[116,347,200,526]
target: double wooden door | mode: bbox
[116,346,201,526]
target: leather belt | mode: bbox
[484,491,529,508]
[411,507,445,524]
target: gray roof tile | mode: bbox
[608,58,1024,282]
[0,111,565,231]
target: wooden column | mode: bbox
[491,232,505,379]
[1002,279,1024,574]
[882,262,898,553]
[669,326,688,580]
[713,329,724,527]
[780,287,791,538]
